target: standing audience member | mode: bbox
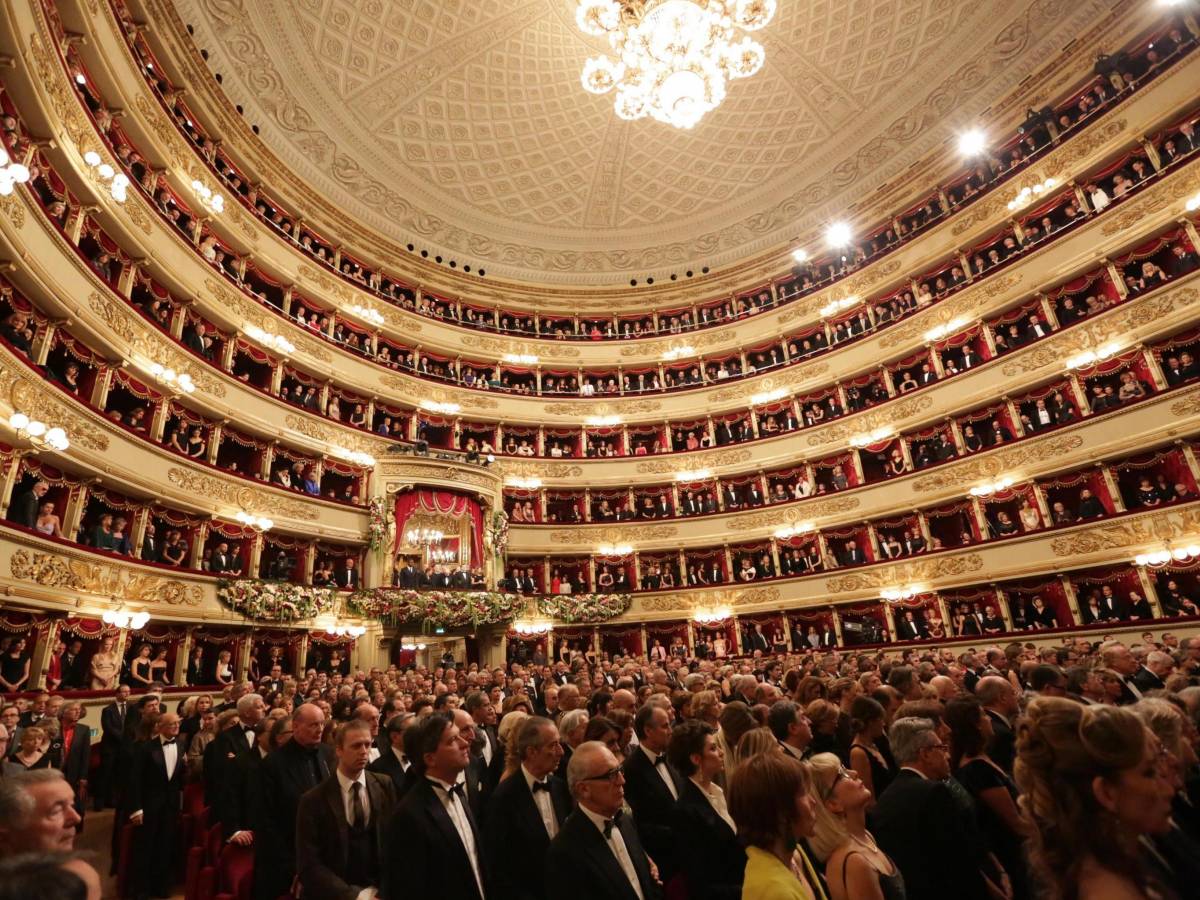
[126,712,185,900]
[622,704,684,878]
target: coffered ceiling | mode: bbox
[172,0,1115,285]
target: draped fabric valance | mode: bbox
[393,489,483,567]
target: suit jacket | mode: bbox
[205,723,257,822]
[59,652,87,689]
[898,620,925,641]
[9,490,38,528]
[985,710,1016,774]
[100,701,128,747]
[369,746,414,795]
[545,808,661,900]
[872,770,988,900]
[126,738,185,825]
[1132,666,1165,694]
[296,770,397,900]
[382,776,486,900]
[747,631,770,652]
[671,780,744,900]
[483,770,571,900]
[337,568,360,589]
[622,746,685,877]
[60,723,91,789]
[255,739,335,900]
[223,745,267,838]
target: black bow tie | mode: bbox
[654,754,667,767]
[242,725,255,733]
[434,780,465,799]
[162,738,177,746]
[531,780,550,793]
[603,810,623,839]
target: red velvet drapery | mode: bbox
[393,489,484,565]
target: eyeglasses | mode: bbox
[582,766,623,783]
[924,741,949,754]
[819,767,852,800]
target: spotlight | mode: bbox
[958,129,987,156]
[825,222,852,248]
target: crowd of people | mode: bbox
[2,630,1199,899]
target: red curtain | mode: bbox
[393,489,484,564]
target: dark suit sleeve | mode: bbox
[482,782,539,900]
[926,784,988,897]
[296,787,359,900]
[671,802,743,900]
[381,804,431,900]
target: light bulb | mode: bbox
[958,129,987,156]
[9,412,29,429]
[24,420,46,437]
[83,151,101,167]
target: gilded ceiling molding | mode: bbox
[10,547,204,606]
[724,496,862,532]
[0,193,26,230]
[805,396,935,447]
[823,553,985,593]
[910,435,1085,493]
[634,448,755,475]
[636,585,781,613]
[549,525,678,545]
[87,292,226,398]
[1049,505,1200,557]
[165,467,321,521]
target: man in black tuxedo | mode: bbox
[140,521,160,563]
[872,717,990,899]
[546,741,661,900]
[483,716,571,900]
[207,692,266,838]
[976,676,1018,774]
[127,712,186,900]
[897,611,926,641]
[1097,585,1127,621]
[839,540,865,566]
[96,684,130,810]
[819,625,837,648]
[622,705,684,880]
[668,721,744,900]
[254,703,334,900]
[1133,651,1175,694]
[465,692,504,795]
[369,713,416,795]
[746,624,770,653]
[58,701,91,818]
[336,558,360,589]
[519,569,539,593]
[209,541,242,575]
[381,712,487,900]
[8,480,48,529]
[58,640,87,690]
[296,719,398,899]
[394,558,419,588]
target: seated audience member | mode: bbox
[1014,699,1177,900]
[545,740,661,900]
[871,717,995,899]
[806,752,904,900]
[668,720,745,900]
[726,751,825,900]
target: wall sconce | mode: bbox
[505,475,542,490]
[585,414,622,426]
[969,476,1014,497]
[924,317,968,343]
[244,323,295,355]
[774,522,814,540]
[81,150,129,202]
[596,543,633,556]
[675,468,712,481]
[661,345,695,361]
[330,445,376,468]
[1135,543,1200,567]
[234,510,274,532]
[1065,342,1122,371]
[421,399,461,415]
[881,586,919,602]
[8,412,70,451]
[148,362,195,394]
[1186,192,1200,213]
[102,609,150,629]
[0,145,30,195]
[693,605,732,624]
[1006,177,1058,212]
[190,178,225,214]
[326,624,367,637]
[513,619,552,636]
[751,387,789,405]
[503,353,539,365]
[346,303,385,327]
[849,426,894,448]
[400,640,428,651]
[820,295,860,318]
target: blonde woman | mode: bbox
[807,752,904,900]
[732,727,782,772]
[4,725,50,774]
[89,635,119,690]
[497,710,529,781]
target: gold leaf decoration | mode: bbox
[823,553,984,592]
[165,467,320,520]
[910,435,1084,493]
[549,525,677,544]
[460,335,577,358]
[634,448,754,475]
[725,496,861,531]
[10,548,203,606]
[805,395,934,446]
[1049,507,1200,556]
[9,375,109,452]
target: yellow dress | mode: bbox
[741,845,829,900]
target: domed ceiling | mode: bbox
[174,0,1110,285]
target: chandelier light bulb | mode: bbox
[958,129,987,156]
[791,247,809,264]
[83,150,101,167]
[825,221,853,248]
[9,412,30,430]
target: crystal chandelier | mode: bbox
[576,0,776,129]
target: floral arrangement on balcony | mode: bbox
[218,579,337,623]
[348,588,523,630]
[537,593,632,624]
[367,496,391,555]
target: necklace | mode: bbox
[848,831,878,852]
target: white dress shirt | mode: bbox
[337,768,371,826]
[522,765,558,838]
[480,728,495,766]
[429,777,484,897]
[639,744,678,800]
[579,803,644,900]
[162,735,179,781]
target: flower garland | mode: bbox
[367,496,390,554]
[537,593,632,624]
[218,579,337,623]
[349,588,523,630]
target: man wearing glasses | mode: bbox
[546,741,661,900]
[870,717,994,899]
